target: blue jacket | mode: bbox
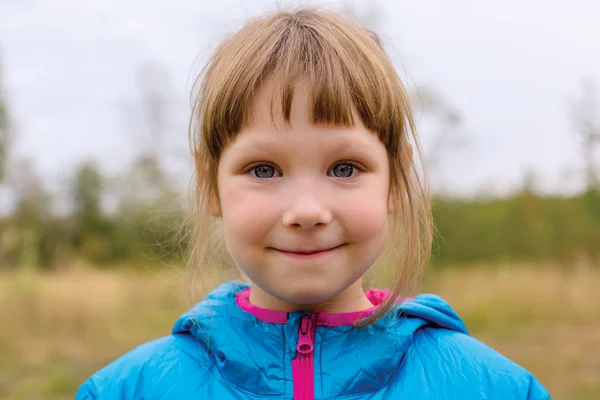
[76,281,550,399]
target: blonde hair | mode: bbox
[188,7,432,326]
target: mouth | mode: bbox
[271,244,345,259]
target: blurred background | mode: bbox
[0,0,599,399]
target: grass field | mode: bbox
[1,265,598,399]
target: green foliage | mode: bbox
[431,189,600,266]
[0,158,186,270]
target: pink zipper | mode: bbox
[292,315,316,400]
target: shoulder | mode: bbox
[75,333,212,399]
[407,327,550,400]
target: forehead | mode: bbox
[232,80,385,155]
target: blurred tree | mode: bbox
[571,79,600,263]
[410,85,466,181]
[9,158,50,222]
[0,55,9,268]
[120,62,174,204]
[122,63,172,169]
[6,158,52,268]
[70,161,112,264]
[137,63,170,165]
[0,55,10,182]
[571,79,600,189]
[72,161,103,231]
[113,63,184,267]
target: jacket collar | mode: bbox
[173,281,468,398]
[234,286,392,325]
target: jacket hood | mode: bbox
[172,281,468,397]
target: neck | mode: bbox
[248,280,374,314]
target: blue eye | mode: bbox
[331,163,356,178]
[251,164,278,179]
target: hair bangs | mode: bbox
[195,8,411,162]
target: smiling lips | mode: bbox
[272,244,344,259]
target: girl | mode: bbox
[76,7,550,400]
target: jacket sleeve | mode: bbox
[525,373,551,400]
[74,379,98,400]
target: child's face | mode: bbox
[215,80,391,312]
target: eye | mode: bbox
[249,164,281,179]
[330,163,359,179]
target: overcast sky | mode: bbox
[1,0,599,196]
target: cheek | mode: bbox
[343,170,391,241]
[341,191,389,243]
[219,181,276,246]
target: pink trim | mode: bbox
[316,289,388,326]
[235,288,288,324]
[235,287,401,326]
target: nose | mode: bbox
[282,192,332,230]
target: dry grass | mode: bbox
[1,265,599,399]
[0,266,187,399]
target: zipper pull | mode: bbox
[296,315,314,355]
